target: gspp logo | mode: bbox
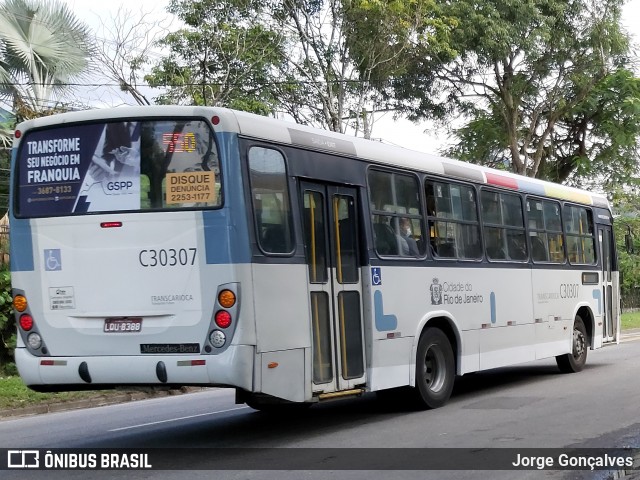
[7,450,39,468]
[106,181,134,191]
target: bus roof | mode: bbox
[14,105,610,209]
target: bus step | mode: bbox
[318,388,364,401]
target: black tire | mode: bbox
[413,327,455,409]
[556,315,588,373]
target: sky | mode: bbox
[61,0,640,156]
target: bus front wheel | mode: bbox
[413,327,455,409]
[556,315,588,373]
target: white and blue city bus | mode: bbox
[9,106,619,409]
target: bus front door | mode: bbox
[301,182,366,396]
[599,226,618,343]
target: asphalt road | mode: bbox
[2,333,640,480]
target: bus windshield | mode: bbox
[15,118,221,217]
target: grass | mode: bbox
[0,315,638,413]
[0,375,121,411]
[621,311,640,330]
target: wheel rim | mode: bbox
[423,344,446,393]
[573,327,586,360]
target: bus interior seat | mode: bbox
[373,223,398,255]
[530,235,547,261]
[262,224,287,252]
[437,241,456,258]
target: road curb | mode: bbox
[0,387,211,420]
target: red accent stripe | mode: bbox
[485,173,518,190]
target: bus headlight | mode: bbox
[27,332,42,350]
[209,330,226,348]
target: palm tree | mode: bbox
[0,0,94,120]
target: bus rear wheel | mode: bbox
[556,315,588,373]
[413,327,455,409]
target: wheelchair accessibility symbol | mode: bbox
[44,249,62,271]
[371,267,382,286]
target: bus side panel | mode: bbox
[251,262,311,402]
[474,268,535,370]
[367,337,413,391]
[368,265,536,377]
[531,268,597,359]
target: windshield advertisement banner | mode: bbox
[17,122,141,216]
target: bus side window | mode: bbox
[481,189,526,262]
[426,181,481,260]
[527,198,564,263]
[368,169,425,258]
[564,205,596,264]
[248,147,294,255]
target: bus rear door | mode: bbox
[599,225,618,343]
[301,182,366,397]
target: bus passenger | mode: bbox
[399,217,420,257]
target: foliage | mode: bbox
[0,0,94,120]
[389,0,639,189]
[146,0,285,114]
[0,116,11,213]
[146,0,456,135]
[0,268,15,375]
[611,189,640,309]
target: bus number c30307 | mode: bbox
[138,248,197,267]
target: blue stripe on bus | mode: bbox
[10,218,34,272]
[592,289,602,315]
[202,132,251,264]
[9,145,35,272]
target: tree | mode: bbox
[0,0,94,121]
[268,0,451,136]
[145,0,451,136]
[145,0,286,115]
[340,0,455,137]
[392,0,639,188]
[95,6,174,106]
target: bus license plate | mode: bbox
[104,317,142,333]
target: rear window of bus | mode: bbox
[15,118,222,217]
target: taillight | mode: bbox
[13,295,28,312]
[19,314,34,331]
[218,290,236,308]
[215,310,232,328]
